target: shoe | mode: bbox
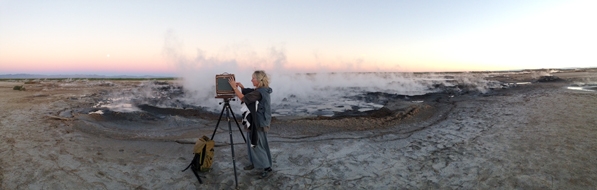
[259,171,270,179]
[243,165,254,170]
[259,168,272,179]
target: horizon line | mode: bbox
[1,67,596,79]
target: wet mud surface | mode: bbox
[68,75,503,142]
[1,68,596,189]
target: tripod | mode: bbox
[211,98,246,188]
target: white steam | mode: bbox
[162,31,499,115]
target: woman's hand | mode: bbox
[228,78,237,89]
[236,82,244,89]
[228,78,244,99]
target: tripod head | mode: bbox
[216,95,236,105]
[218,97,236,105]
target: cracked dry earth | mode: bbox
[1,73,597,189]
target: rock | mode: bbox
[536,76,562,82]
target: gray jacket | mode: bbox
[255,87,272,128]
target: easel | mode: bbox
[211,97,246,188]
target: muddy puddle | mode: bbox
[54,70,589,141]
[65,77,517,141]
[567,83,597,92]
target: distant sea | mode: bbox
[0,74,174,79]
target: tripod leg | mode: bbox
[228,106,247,143]
[191,168,203,184]
[211,103,227,140]
[225,104,239,188]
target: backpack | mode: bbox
[182,136,215,184]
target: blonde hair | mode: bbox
[253,70,270,88]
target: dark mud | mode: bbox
[65,68,597,143]
[3,68,597,189]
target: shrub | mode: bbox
[13,85,25,91]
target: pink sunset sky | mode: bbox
[1,1,595,76]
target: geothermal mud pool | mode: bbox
[1,69,596,189]
[69,72,508,140]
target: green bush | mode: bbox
[13,85,25,91]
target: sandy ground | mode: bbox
[1,70,596,189]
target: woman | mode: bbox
[228,70,273,179]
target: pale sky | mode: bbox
[1,0,596,76]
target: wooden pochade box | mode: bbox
[215,73,236,99]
